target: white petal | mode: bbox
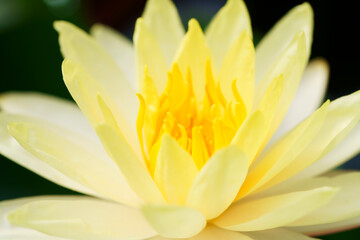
[269,58,329,144]
[90,24,135,86]
[8,197,157,240]
[0,92,97,141]
[0,228,68,240]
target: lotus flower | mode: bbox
[1,0,360,239]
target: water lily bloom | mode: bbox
[1,0,360,239]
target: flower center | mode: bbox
[137,60,247,174]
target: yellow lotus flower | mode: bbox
[1,0,360,239]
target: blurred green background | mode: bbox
[0,0,359,239]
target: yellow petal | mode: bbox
[141,204,206,239]
[270,90,360,186]
[133,18,168,93]
[54,21,138,127]
[0,92,96,141]
[218,30,255,109]
[245,228,316,240]
[90,24,135,85]
[62,59,141,157]
[255,32,307,140]
[286,172,360,226]
[270,58,329,144]
[7,119,141,206]
[142,0,184,64]
[186,146,248,219]
[8,197,157,240]
[213,187,337,231]
[95,124,165,204]
[174,19,212,101]
[0,228,65,240]
[237,101,329,198]
[206,0,252,68]
[231,111,266,165]
[255,3,313,83]
[154,134,199,205]
[0,113,99,198]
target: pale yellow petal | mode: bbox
[255,3,313,83]
[218,30,254,109]
[213,187,337,231]
[289,216,360,236]
[142,0,184,64]
[133,18,168,93]
[6,117,141,206]
[0,113,99,197]
[8,197,157,240]
[141,204,206,239]
[270,59,329,144]
[90,24,135,85]
[286,172,360,227]
[174,19,212,101]
[154,134,198,205]
[0,228,66,240]
[186,146,248,219]
[231,111,266,165]
[237,101,328,198]
[54,21,138,128]
[245,228,317,240]
[190,225,253,240]
[96,124,165,204]
[0,92,96,141]
[255,32,308,140]
[62,59,141,158]
[206,0,252,68]
[270,90,360,186]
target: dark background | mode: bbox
[0,0,359,238]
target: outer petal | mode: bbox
[8,197,157,240]
[0,114,98,197]
[289,216,360,236]
[190,225,253,240]
[62,59,141,159]
[245,228,317,240]
[1,196,73,240]
[270,58,329,144]
[154,134,198,205]
[212,187,337,231]
[141,204,206,239]
[255,3,313,83]
[237,101,328,198]
[255,32,308,141]
[142,0,184,64]
[90,24,135,86]
[286,172,360,227]
[271,90,360,185]
[0,92,96,141]
[174,19,212,102]
[186,146,248,219]
[54,21,138,132]
[134,19,168,93]
[4,114,141,206]
[96,124,165,204]
[206,0,252,69]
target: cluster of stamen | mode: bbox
[137,60,247,174]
